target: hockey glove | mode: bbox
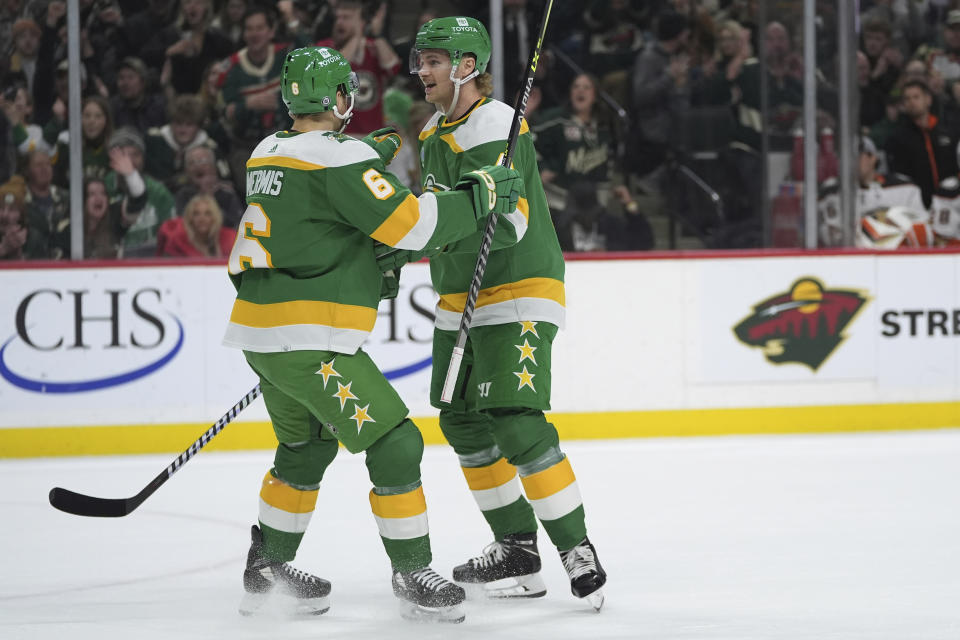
[374,240,415,274]
[380,269,400,300]
[361,127,403,166]
[455,165,522,221]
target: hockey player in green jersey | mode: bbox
[223,45,524,623]
[394,16,607,609]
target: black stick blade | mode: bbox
[49,487,134,518]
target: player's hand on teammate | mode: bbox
[456,165,523,219]
[379,270,400,300]
[374,241,413,274]
[373,241,408,300]
[362,127,403,166]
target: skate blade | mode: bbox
[239,591,330,617]
[397,599,465,623]
[584,589,604,612]
[471,573,547,599]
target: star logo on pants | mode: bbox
[315,360,341,389]
[519,321,539,338]
[350,404,375,431]
[515,339,537,365]
[333,381,358,410]
[514,365,536,391]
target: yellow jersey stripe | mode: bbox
[370,193,421,246]
[438,277,565,313]
[418,125,437,141]
[369,486,427,519]
[247,156,326,171]
[516,197,530,222]
[259,472,319,514]
[520,457,576,501]
[461,458,518,491]
[230,299,377,331]
[440,132,464,153]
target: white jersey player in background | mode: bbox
[819,136,934,248]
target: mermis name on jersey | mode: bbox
[247,169,285,197]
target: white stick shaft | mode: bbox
[440,347,465,404]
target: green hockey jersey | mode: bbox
[418,98,566,331]
[223,129,489,354]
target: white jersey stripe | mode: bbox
[500,208,529,243]
[223,323,369,354]
[250,131,378,169]
[434,297,565,331]
[394,192,440,250]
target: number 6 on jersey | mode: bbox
[228,203,274,274]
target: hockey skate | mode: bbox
[392,567,466,623]
[452,532,546,598]
[239,525,331,617]
[560,537,606,611]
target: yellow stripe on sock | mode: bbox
[461,458,517,491]
[369,486,427,519]
[259,472,319,514]
[521,457,576,501]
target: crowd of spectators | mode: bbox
[5,0,960,261]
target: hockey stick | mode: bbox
[439,0,555,403]
[48,384,262,517]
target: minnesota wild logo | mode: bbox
[733,278,869,371]
[422,173,451,192]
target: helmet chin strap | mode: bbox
[439,64,478,117]
[333,93,355,133]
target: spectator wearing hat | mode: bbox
[21,148,69,257]
[885,79,959,208]
[104,126,176,257]
[146,94,230,194]
[630,11,691,175]
[110,56,167,135]
[4,18,41,95]
[51,94,113,188]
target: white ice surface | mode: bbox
[2,431,960,639]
